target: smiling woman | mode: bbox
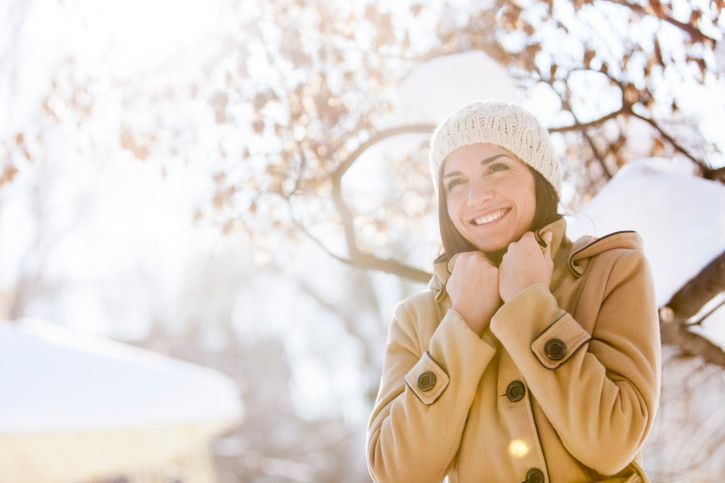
[436,144,561,267]
[366,99,661,483]
[441,145,537,259]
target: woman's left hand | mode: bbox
[499,231,554,303]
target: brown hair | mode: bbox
[436,161,562,266]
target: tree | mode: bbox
[106,0,725,362]
[3,0,724,356]
[5,1,721,278]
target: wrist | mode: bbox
[504,281,548,303]
[453,306,488,334]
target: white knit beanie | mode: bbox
[429,99,561,199]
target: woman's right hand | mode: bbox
[446,252,502,337]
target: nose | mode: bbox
[467,178,495,206]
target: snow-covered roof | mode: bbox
[566,157,725,347]
[567,157,724,307]
[0,318,243,433]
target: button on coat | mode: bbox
[506,380,526,402]
[526,467,545,483]
[544,338,567,361]
[417,371,436,392]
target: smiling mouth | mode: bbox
[470,207,511,226]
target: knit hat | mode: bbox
[429,99,561,198]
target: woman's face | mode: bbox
[443,143,536,254]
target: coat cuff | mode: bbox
[490,282,590,369]
[405,308,496,405]
[404,351,450,405]
[531,312,591,369]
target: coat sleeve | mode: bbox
[366,298,497,483]
[489,249,662,476]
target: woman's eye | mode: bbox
[489,162,508,172]
[446,179,463,191]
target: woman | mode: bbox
[366,100,661,483]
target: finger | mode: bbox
[542,231,553,259]
[446,253,462,274]
[518,231,540,251]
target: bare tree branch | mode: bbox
[604,0,717,44]
[286,197,431,283]
[534,66,715,180]
[630,110,712,174]
[347,251,431,283]
[685,297,725,327]
[668,250,724,320]
[330,176,359,256]
[660,322,725,367]
[659,250,725,367]
[706,166,725,183]
[279,124,437,282]
[549,107,627,133]
[333,124,435,178]
[543,74,615,179]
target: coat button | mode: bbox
[544,338,567,361]
[525,468,545,483]
[417,371,436,392]
[506,380,526,402]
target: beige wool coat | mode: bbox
[366,216,661,483]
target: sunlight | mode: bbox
[508,439,530,458]
[77,0,227,77]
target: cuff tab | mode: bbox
[404,351,450,405]
[531,312,591,369]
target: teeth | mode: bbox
[474,209,508,225]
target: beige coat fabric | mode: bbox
[366,216,661,483]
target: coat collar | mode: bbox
[427,216,644,303]
[428,217,569,302]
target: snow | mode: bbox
[0,318,243,433]
[566,157,725,347]
[393,50,523,124]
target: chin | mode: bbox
[468,234,510,253]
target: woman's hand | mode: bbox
[499,231,554,303]
[447,251,501,336]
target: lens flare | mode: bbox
[508,439,530,458]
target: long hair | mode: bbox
[436,161,562,266]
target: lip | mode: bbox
[469,207,511,225]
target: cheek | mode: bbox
[507,176,536,210]
[519,185,536,208]
[525,181,537,209]
[521,189,537,222]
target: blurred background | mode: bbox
[0,0,723,482]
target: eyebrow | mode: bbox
[443,154,509,178]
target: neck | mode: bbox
[484,248,506,267]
